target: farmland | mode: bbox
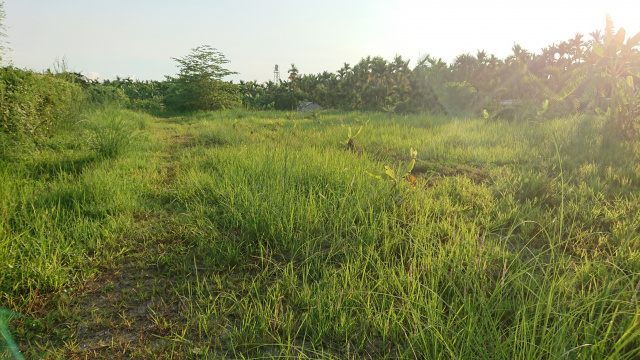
[2,108,639,358]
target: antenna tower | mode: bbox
[274,64,280,83]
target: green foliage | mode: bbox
[85,108,143,158]
[0,308,23,360]
[344,124,363,145]
[0,108,150,309]
[0,66,85,141]
[164,45,240,112]
[537,99,549,118]
[84,77,169,114]
[86,83,129,106]
[590,16,640,139]
[239,80,303,110]
[381,98,397,120]
[367,147,417,188]
[558,15,640,139]
[234,17,637,127]
[440,81,479,117]
[3,109,640,358]
[4,12,640,359]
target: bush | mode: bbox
[163,79,240,111]
[86,83,129,107]
[98,78,169,113]
[130,98,164,113]
[0,66,85,141]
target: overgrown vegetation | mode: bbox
[6,16,634,137]
[0,66,85,143]
[45,15,636,139]
[1,109,639,359]
[1,6,640,358]
[236,16,639,140]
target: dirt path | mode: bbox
[56,119,199,359]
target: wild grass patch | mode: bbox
[3,109,640,359]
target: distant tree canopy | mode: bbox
[5,15,637,141]
[236,15,640,138]
[163,45,240,112]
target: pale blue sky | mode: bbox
[3,0,639,82]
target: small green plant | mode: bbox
[381,102,397,120]
[345,117,370,151]
[345,125,362,146]
[537,99,549,118]
[367,148,418,187]
[483,109,496,121]
[353,117,370,126]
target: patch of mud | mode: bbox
[70,266,182,355]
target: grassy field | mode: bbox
[1,108,640,359]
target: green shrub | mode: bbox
[0,66,85,141]
[89,78,168,112]
[129,98,164,113]
[163,78,240,112]
[86,83,129,107]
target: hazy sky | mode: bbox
[3,0,640,83]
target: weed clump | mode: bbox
[85,108,141,158]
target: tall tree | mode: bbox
[589,15,640,138]
[337,63,351,79]
[287,64,298,82]
[163,45,240,111]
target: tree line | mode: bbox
[241,16,639,139]
[106,15,639,138]
[1,14,639,144]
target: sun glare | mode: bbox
[376,0,640,64]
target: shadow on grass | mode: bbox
[27,153,98,181]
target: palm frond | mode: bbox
[614,28,627,50]
[553,67,589,101]
[605,14,615,41]
[623,31,640,52]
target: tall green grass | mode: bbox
[2,109,639,358]
[152,111,639,358]
[0,108,157,311]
